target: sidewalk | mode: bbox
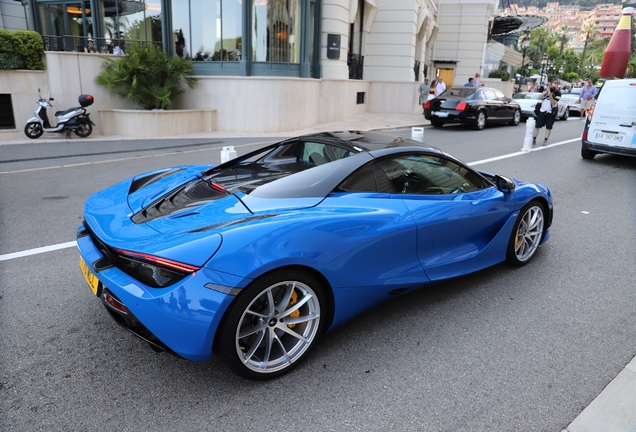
[0,112,430,145]
[3,109,635,431]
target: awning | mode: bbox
[502,45,523,67]
[486,41,523,67]
[349,0,378,32]
[490,15,547,37]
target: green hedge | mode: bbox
[0,29,44,70]
[488,69,511,82]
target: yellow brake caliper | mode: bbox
[287,290,300,328]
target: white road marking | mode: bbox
[0,141,272,175]
[0,136,581,262]
[468,138,580,166]
[0,241,77,262]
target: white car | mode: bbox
[559,94,582,115]
[511,92,570,121]
[582,79,636,160]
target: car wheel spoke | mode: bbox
[238,320,267,339]
[279,293,312,318]
[241,327,266,364]
[281,313,320,326]
[275,322,311,343]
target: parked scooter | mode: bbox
[24,90,95,139]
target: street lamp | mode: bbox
[520,29,531,79]
[540,53,549,87]
[515,29,532,93]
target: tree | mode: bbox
[558,25,571,56]
[95,44,197,110]
[579,23,598,77]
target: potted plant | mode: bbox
[95,43,197,110]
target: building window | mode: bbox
[172,0,241,61]
[36,0,162,52]
[252,0,301,63]
[0,94,16,129]
[97,0,163,49]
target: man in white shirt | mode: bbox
[474,72,481,87]
[435,76,446,96]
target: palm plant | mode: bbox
[558,25,571,56]
[579,23,598,77]
[95,44,197,110]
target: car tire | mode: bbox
[471,111,486,130]
[561,109,569,121]
[581,146,597,160]
[506,200,546,266]
[430,118,444,128]
[509,109,521,126]
[24,122,43,139]
[215,269,327,380]
[74,121,93,138]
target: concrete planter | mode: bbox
[99,108,216,137]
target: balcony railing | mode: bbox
[347,52,364,80]
[42,35,162,54]
[414,60,421,82]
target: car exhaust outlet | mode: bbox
[104,292,128,314]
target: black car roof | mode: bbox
[295,130,438,152]
[247,145,449,200]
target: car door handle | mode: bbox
[619,122,636,127]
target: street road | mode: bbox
[1,120,635,431]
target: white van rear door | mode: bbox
[589,84,636,149]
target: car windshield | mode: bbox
[446,88,477,98]
[595,86,636,116]
[513,93,540,100]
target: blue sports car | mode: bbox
[77,131,553,379]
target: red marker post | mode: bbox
[600,7,633,79]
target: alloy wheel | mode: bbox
[514,205,544,262]
[235,280,321,374]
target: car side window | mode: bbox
[301,142,355,166]
[377,154,486,195]
[483,90,497,101]
[336,163,394,193]
[494,89,507,101]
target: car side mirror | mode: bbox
[495,175,515,193]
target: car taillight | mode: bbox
[456,102,467,111]
[424,100,431,109]
[586,106,594,121]
[582,131,587,139]
[115,249,200,288]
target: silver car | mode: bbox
[559,94,582,115]
[511,92,570,121]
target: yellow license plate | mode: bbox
[79,257,100,296]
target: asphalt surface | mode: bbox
[1,118,635,431]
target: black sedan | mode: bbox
[424,87,521,130]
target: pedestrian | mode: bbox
[474,72,481,87]
[112,40,125,55]
[418,77,431,113]
[464,77,475,87]
[84,40,95,53]
[532,80,562,147]
[578,79,597,121]
[528,82,537,93]
[435,76,446,97]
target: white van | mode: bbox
[581,78,636,160]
